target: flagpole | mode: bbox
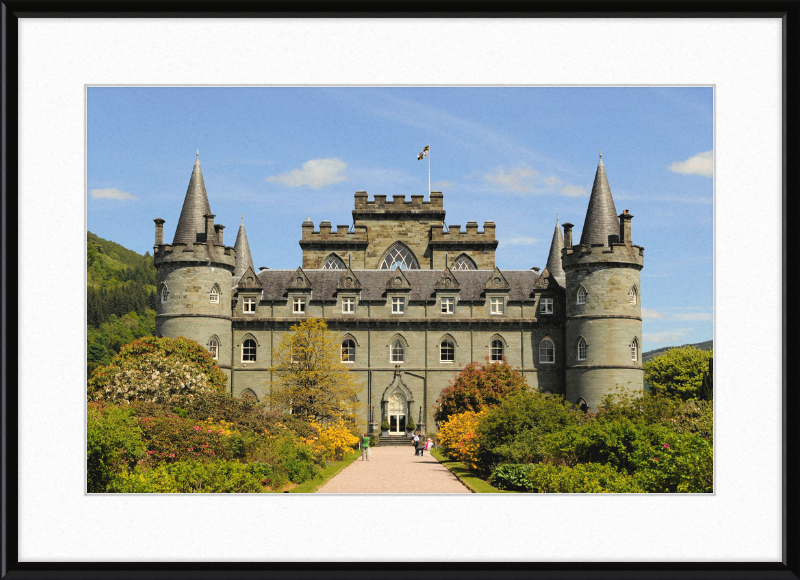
[428,142,431,195]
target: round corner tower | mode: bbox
[153,154,236,381]
[562,154,644,411]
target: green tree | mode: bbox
[644,346,713,401]
[268,318,360,423]
[434,359,529,424]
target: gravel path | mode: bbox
[316,446,471,493]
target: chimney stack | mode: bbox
[562,222,574,247]
[154,218,165,245]
[618,210,633,243]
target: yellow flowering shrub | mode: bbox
[437,409,486,471]
[201,417,239,437]
[306,420,359,461]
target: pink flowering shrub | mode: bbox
[138,414,228,466]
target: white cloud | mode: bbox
[483,166,586,197]
[673,312,713,321]
[668,150,713,177]
[90,187,137,200]
[643,328,692,345]
[265,158,347,189]
[503,236,537,246]
[641,308,665,319]
[433,180,453,189]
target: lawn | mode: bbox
[430,448,515,493]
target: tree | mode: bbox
[88,336,227,404]
[268,318,360,423]
[434,359,529,424]
[698,357,713,402]
[644,346,713,401]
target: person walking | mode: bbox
[413,431,420,456]
[361,433,371,461]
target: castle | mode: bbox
[153,152,644,434]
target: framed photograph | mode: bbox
[2,2,795,578]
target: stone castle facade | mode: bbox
[153,152,644,434]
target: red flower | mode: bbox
[653,457,659,462]
[663,443,670,449]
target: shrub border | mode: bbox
[430,448,515,494]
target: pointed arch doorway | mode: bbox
[388,391,407,434]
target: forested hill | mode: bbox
[642,340,713,364]
[87,232,157,373]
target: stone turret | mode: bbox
[153,152,236,382]
[545,216,566,286]
[563,154,644,411]
[234,216,255,281]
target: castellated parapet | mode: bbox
[562,213,645,411]
[352,191,445,219]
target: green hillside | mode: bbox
[642,340,713,364]
[88,231,156,290]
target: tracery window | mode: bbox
[630,338,639,361]
[391,340,405,363]
[209,284,220,304]
[208,338,219,360]
[577,286,587,305]
[452,254,477,271]
[322,254,346,270]
[341,339,356,362]
[161,284,169,304]
[491,339,504,362]
[379,243,420,270]
[578,338,588,361]
[629,286,638,305]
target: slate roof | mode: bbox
[173,154,213,245]
[250,269,542,302]
[579,154,619,247]
[233,218,255,279]
[545,218,566,285]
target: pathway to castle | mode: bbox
[316,446,470,493]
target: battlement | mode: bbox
[429,221,498,250]
[299,222,369,249]
[352,191,446,221]
[562,242,644,268]
[154,242,237,268]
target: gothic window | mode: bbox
[440,340,455,362]
[490,297,504,315]
[322,254,346,270]
[578,338,588,361]
[540,298,554,314]
[243,297,256,313]
[208,337,219,360]
[630,338,639,362]
[491,339,504,362]
[379,243,420,270]
[341,339,356,363]
[209,284,220,304]
[441,297,454,314]
[242,338,256,363]
[392,297,405,314]
[293,297,306,314]
[577,286,587,305]
[629,286,638,305]
[391,339,405,363]
[539,338,555,363]
[452,254,477,271]
[160,284,169,304]
[342,298,355,314]
[241,389,258,401]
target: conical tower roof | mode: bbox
[173,152,213,245]
[579,153,619,247]
[234,216,255,280]
[545,216,566,285]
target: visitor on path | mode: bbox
[361,433,371,461]
[424,438,433,453]
[413,431,421,456]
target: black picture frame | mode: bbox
[1,2,796,579]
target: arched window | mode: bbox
[208,337,219,360]
[209,284,220,304]
[160,284,169,304]
[577,286,587,305]
[491,339,504,362]
[390,339,405,363]
[379,242,420,270]
[576,397,589,412]
[452,254,477,271]
[578,338,588,361]
[241,389,258,401]
[341,338,356,362]
[629,286,638,305]
[242,338,256,363]
[539,338,555,363]
[630,338,639,362]
[322,254,346,270]
[440,340,455,362]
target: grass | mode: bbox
[430,448,515,493]
[288,450,361,493]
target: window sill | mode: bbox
[440,361,454,364]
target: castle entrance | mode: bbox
[388,391,407,434]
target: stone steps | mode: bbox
[378,435,416,447]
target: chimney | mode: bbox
[204,213,216,243]
[154,218,165,245]
[214,224,225,245]
[562,222,574,247]
[618,210,633,243]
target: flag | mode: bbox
[417,145,429,160]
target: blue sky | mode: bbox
[87,87,713,350]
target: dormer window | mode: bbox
[243,298,256,313]
[342,298,355,314]
[490,297,504,315]
[392,297,405,314]
[293,298,306,314]
[441,297,454,314]
[540,298,554,314]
